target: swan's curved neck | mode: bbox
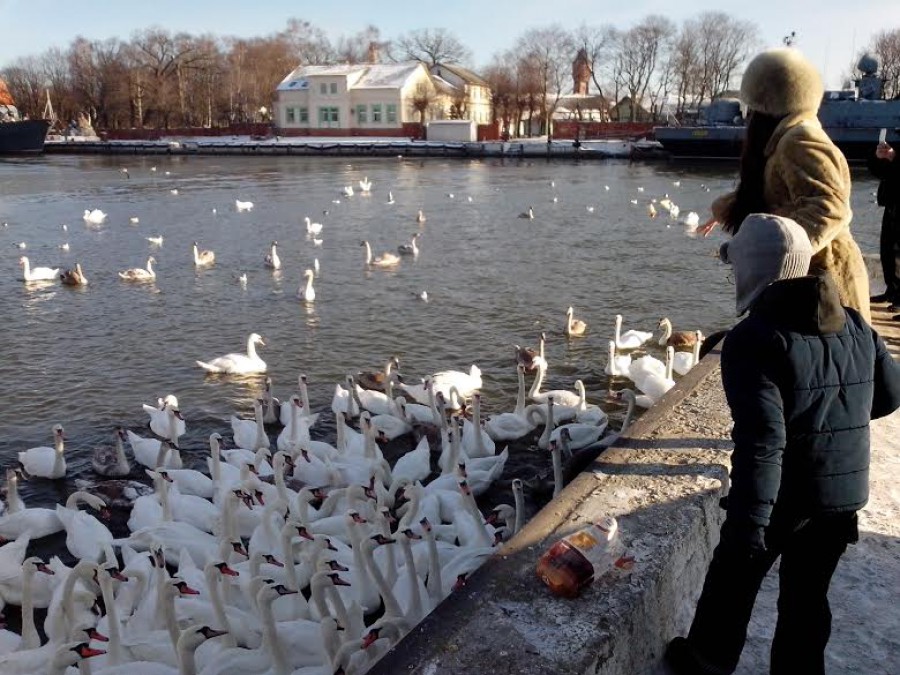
[539,400,555,447]
[424,527,442,606]
[621,395,636,433]
[98,573,124,665]
[658,320,672,345]
[512,484,525,535]
[193,244,201,265]
[464,492,493,547]
[472,398,486,455]
[551,446,563,498]
[364,241,372,264]
[146,258,154,274]
[400,535,424,619]
[247,337,259,361]
[665,348,674,380]
[299,378,312,415]
[363,541,402,617]
[614,316,623,344]
[528,363,546,399]
[205,565,237,648]
[258,596,290,675]
[19,564,39,650]
[514,368,526,416]
[209,437,221,482]
[254,403,267,449]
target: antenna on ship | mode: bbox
[42,87,57,125]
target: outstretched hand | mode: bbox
[876,142,896,161]
[698,217,719,237]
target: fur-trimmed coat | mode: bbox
[712,113,871,323]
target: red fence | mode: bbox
[553,121,655,140]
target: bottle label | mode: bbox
[568,530,599,550]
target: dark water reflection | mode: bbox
[0,155,883,525]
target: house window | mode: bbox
[286,107,296,124]
[356,105,368,123]
[330,82,338,94]
[318,106,339,127]
[372,104,382,123]
[299,107,308,123]
[386,104,397,123]
[320,82,327,95]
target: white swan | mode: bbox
[299,269,315,302]
[361,240,401,268]
[192,241,215,267]
[527,358,580,406]
[143,395,186,442]
[565,306,587,337]
[387,191,395,204]
[634,346,676,404]
[127,432,175,470]
[18,424,66,478]
[416,209,426,224]
[83,208,107,224]
[235,199,254,212]
[673,332,703,376]
[230,400,270,451]
[119,256,156,281]
[518,206,535,219]
[342,185,354,197]
[359,176,372,193]
[146,235,164,246]
[0,641,105,675]
[0,468,24,516]
[304,216,323,236]
[196,333,266,374]
[484,366,537,442]
[614,314,653,350]
[604,340,632,377]
[56,491,115,562]
[18,256,59,282]
[264,241,281,270]
[92,428,130,477]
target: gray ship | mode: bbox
[654,54,900,162]
[0,81,50,154]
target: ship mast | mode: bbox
[42,88,57,124]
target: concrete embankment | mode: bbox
[370,305,900,675]
[43,138,668,160]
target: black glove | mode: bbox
[723,518,767,557]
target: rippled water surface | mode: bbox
[0,154,883,518]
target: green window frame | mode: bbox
[298,107,308,123]
[286,107,296,124]
[356,105,368,123]
[386,104,397,123]
[372,104,382,123]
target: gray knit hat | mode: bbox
[719,213,813,316]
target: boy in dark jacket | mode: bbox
[867,139,900,316]
[666,214,900,675]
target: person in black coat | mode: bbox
[868,139,900,316]
[666,213,900,675]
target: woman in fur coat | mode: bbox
[700,48,871,323]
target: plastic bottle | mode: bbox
[536,515,622,598]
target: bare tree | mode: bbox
[513,25,574,136]
[0,56,46,118]
[612,15,675,121]
[873,29,900,98]
[333,24,389,64]
[482,57,517,135]
[409,81,436,123]
[396,28,471,66]
[281,18,333,65]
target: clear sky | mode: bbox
[2,0,899,89]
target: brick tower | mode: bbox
[573,48,590,95]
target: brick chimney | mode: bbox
[367,42,380,64]
[573,48,590,95]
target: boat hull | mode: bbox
[654,124,900,163]
[0,119,51,154]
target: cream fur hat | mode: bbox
[740,48,824,116]
[720,214,813,316]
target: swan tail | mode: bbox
[196,360,223,373]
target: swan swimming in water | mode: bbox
[193,241,215,267]
[59,263,88,286]
[18,256,59,282]
[196,333,267,374]
[264,241,281,270]
[518,206,535,219]
[305,217,323,236]
[613,314,653,350]
[361,241,400,268]
[83,209,107,224]
[397,233,420,256]
[299,269,316,303]
[565,306,587,337]
[18,424,66,479]
[118,256,156,282]
[235,199,254,212]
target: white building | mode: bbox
[429,63,493,124]
[275,62,438,133]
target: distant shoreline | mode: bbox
[43,136,671,161]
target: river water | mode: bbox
[0,154,883,527]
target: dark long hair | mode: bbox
[723,111,784,234]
